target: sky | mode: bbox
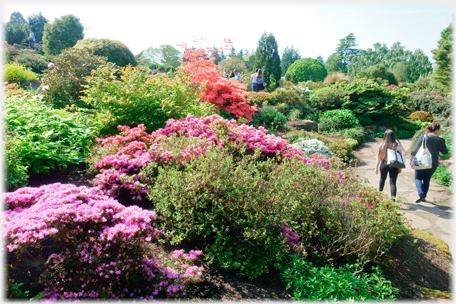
[1,1,455,65]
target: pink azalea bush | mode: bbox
[4,183,203,300]
[90,115,335,199]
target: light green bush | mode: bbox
[4,62,39,82]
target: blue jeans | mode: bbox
[30,41,35,50]
[252,83,258,92]
[414,168,435,199]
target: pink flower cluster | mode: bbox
[4,183,203,300]
[279,223,320,259]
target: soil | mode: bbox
[11,163,453,301]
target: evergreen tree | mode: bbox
[27,12,49,44]
[9,12,26,26]
[317,56,324,65]
[254,32,281,91]
[325,33,359,74]
[280,45,301,76]
[229,47,236,58]
[209,46,223,65]
[4,22,27,45]
[432,23,453,89]
[42,14,84,56]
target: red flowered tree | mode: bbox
[177,41,256,120]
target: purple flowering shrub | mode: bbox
[88,114,336,199]
[4,183,203,300]
[143,142,405,279]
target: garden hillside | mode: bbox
[3,20,453,301]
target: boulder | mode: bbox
[286,120,318,132]
[13,43,27,50]
[20,79,42,90]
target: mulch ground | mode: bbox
[9,164,453,300]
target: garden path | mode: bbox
[352,137,453,251]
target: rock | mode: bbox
[363,125,378,134]
[13,43,27,50]
[151,67,167,75]
[20,79,42,90]
[286,120,318,132]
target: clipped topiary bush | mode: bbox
[410,111,433,122]
[285,58,328,84]
[74,38,137,67]
[39,48,107,107]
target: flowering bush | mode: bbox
[5,183,203,300]
[177,43,256,120]
[290,138,334,158]
[89,115,307,199]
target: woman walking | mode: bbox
[257,69,266,92]
[410,123,448,203]
[375,130,404,199]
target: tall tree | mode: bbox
[325,33,359,74]
[27,12,49,44]
[432,23,453,88]
[140,44,182,68]
[254,32,281,91]
[280,45,301,76]
[4,22,27,45]
[209,46,223,65]
[317,56,324,65]
[229,47,236,58]
[42,14,84,56]
[9,12,26,26]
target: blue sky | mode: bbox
[2,1,454,65]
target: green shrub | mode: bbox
[4,95,96,183]
[287,108,303,121]
[339,126,367,144]
[309,85,346,111]
[39,48,107,107]
[270,82,308,106]
[410,89,451,118]
[410,111,433,122]
[252,106,287,132]
[285,58,328,84]
[13,52,49,74]
[246,91,273,107]
[394,129,415,139]
[358,63,398,86]
[142,139,405,279]
[321,109,359,129]
[433,165,452,187]
[73,38,137,67]
[4,134,29,191]
[4,62,39,82]
[281,256,399,301]
[82,62,215,134]
[372,132,384,138]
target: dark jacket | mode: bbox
[411,134,448,171]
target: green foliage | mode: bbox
[325,33,359,74]
[142,138,405,279]
[336,127,367,145]
[433,165,452,187]
[82,62,215,134]
[309,85,346,111]
[440,133,453,160]
[74,38,138,67]
[358,63,398,85]
[410,89,451,118]
[254,32,282,91]
[4,134,29,190]
[285,58,328,84]
[281,45,301,76]
[252,106,287,132]
[246,92,274,107]
[218,57,248,75]
[4,62,39,82]
[287,108,303,121]
[432,23,453,89]
[13,51,48,74]
[4,95,96,184]
[410,111,433,122]
[40,48,106,107]
[27,12,49,44]
[348,42,433,83]
[320,109,359,130]
[4,22,28,45]
[8,282,30,298]
[139,44,181,68]
[270,82,308,106]
[42,14,84,56]
[394,129,415,139]
[281,256,398,301]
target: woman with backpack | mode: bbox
[410,123,448,203]
[375,130,404,199]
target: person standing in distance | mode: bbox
[234,69,241,82]
[251,68,258,92]
[28,29,35,50]
[410,123,448,203]
[257,69,265,92]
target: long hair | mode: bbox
[256,69,262,79]
[378,129,403,160]
[426,122,440,134]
